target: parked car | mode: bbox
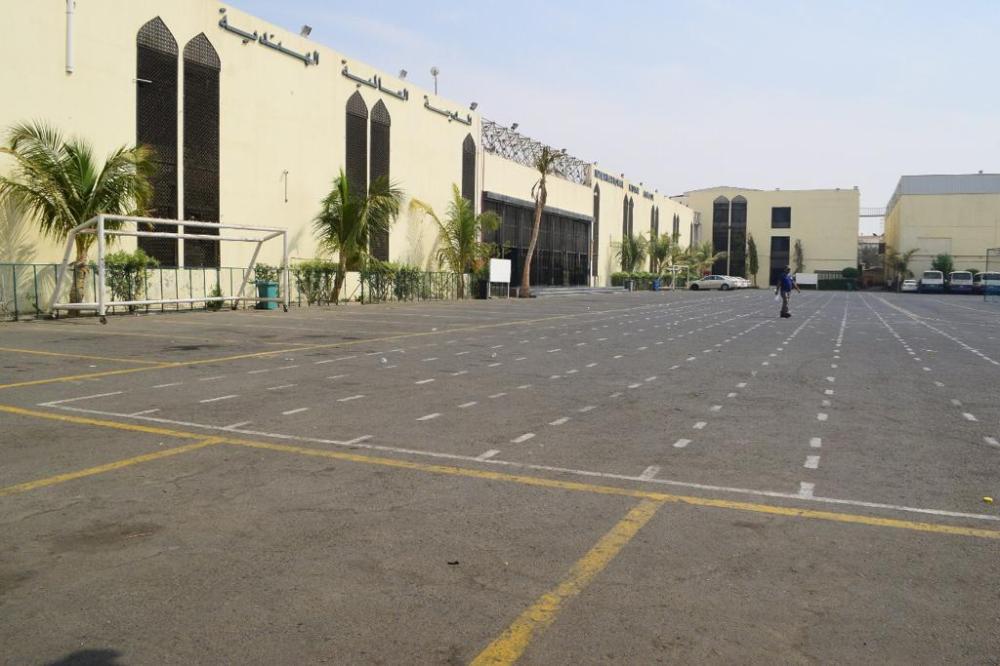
[973,271,1000,294]
[900,279,918,292]
[948,271,974,294]
[918,270,945,293]
[722,276,750,288]
[689,275,738,291]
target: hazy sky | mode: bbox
[229,0,1000,234]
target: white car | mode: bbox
[723,276,750,288]
[900,279,918,292]
[689,275,738,291]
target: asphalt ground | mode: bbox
[0,289,998,664]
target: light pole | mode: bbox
[430,66,439,94]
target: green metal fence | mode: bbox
[0,263,468,320]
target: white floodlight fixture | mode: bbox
[470,101,478,110]
[399,69,408,79]
[300,25,312,37]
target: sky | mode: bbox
[228,0,1000,234]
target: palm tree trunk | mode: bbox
[69,242,89,311]
[520,185,545,298]
[332,254,346,305]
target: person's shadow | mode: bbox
[46,649,124,666]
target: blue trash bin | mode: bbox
[256,281,279,309]
[651,279,661,291]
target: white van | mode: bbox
[973,272,1000,294]
[919,270,944,293]
[948,271,973,294]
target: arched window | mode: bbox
[730,195,748,277]
[369,100,391,261]
[712,196,729,275]
[592,185,600,277]
[345,91,368,197]
[136,17,178,265]
[628,197,634,237]
[183,33,220,268]
[622,195,629,238]
[672,213,680,240]
[461,134,476,203]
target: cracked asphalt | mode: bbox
[1,289,998,664]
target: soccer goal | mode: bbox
[47,214,289,323]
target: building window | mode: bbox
[461,134,476,203]
[622,195,628,238]
[592,185,600,277]
[673,213,680,240]
[772,206,791,229]
[136,17,178,266]
[369,100,391,262]
[183,33,220,268]
[345,91,368,198]
[712,196,729,274]
[770,235,791,285]
[627,197,634,236]
[729,195,747,277]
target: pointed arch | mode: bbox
[622,195,629,238]
[627,197,634,237]
[712,195,730,275]
[136,17,179,265]
[729,195,748,277]
[183,33,221,267]
[461,134,476,203]
[369,100,391,261]
[345,91,369,198]
[592,185,601,278]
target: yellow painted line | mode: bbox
[0,307,622,390]
[471,499,663,665]
[3,404,998,540]
[0,346,171,365]
[0,438,221,497]
[0,366,175,391]
[0,404,206,440]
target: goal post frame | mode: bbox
[48,214,290,319]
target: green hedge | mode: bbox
[818,279,856,290]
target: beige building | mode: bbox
[673,187,859,286]
[0,0,693,294]
[884,174,1000,274]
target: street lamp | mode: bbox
[430,66,439,94]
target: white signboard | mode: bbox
[796,272,818,286]
[489,258,511,284]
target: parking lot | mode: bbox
[1,289,998,664]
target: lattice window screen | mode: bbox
[137,17,179,266]
[369,100,391,262]
[461,134,476,203]
[183,33,221,268]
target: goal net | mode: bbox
[47,215,289,321]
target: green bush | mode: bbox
[96,249,159,310]
[611,272,628,287]
[819,279,852,290]
[931,253,954,275]
[254,263,280,283]
[207,283,223,311]
[841,266,860,279]
[292,259,337,305]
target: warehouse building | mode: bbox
[0,0,692,291]
[674,187,859,286]
[884,174,1000,275]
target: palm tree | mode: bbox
[410,184,500,298]
[313,170,403,304]
[0,121,154,304]
[886,246,919,289]
[614,233,649,273]
[649,233,672,274]
[687,241,727,276]
[519,146,560,297]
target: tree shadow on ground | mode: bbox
[46,649,124,666]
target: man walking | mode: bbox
[775,266,800,318]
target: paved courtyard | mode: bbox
[1,290,998,664]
